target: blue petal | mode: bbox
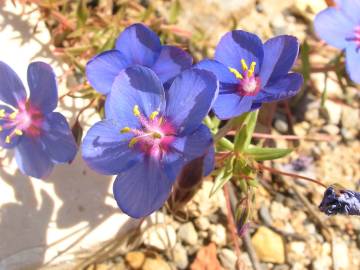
[213,93,254,120]
[314,8,354,49]
[14,136,53,179]
[0,61,26,107]
[203,144,215,176]
[196,59,238,93]
[255,73,303,103]
[215,30,264,74]
[105,66,165,124]
[163,124,213,180]
[337,0,360,24]
[345,45,360,84]
[27,62,58,114]
[86,50,130,95]
[115,23,161,67]
[113,157,173,218]
[260,35,299,86]
[40,112,77,164]
[165,69,218,135]
[151,45,193,88]
[82,120,141,175]
[250,102,262,111]
[0,105,20,149]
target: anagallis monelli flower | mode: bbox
[82,66,218,218]
[86,23,192,95]
[196,30,303,119]
[0,62,77,178]
[319,186,360,216]
[314,0,360,83]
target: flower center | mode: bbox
[229,59,261,96]
[121,105,175,158]
[0,101,44,143]
[346,25,360,52]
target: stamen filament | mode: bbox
[229,67,243,79]
[241,59,248,71]
[133,105,140,117]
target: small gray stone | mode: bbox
[173,243,188,269]
[274,118,288,134]
[178,222,198,246]
[321,124,340,135]
[219,248,237,270]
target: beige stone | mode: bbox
[251,226,285,264]
[125,251,145,269]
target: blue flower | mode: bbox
[314,0,360,83]
[319,186,360,216]
[0,61,77,178]
[196,30,303,119]
[86,23,193,95]
[82,66,218,218]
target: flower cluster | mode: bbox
[81,24,302,218]
[314,0,360,83]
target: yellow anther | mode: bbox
[9,111,17,120]
[149,111,159,121]
[229,67,243,79]
[128,137,138,148]
[5,136,11,144]
[241,59,248,71]
[0,110,5,118]
[133,105,140,117]
[14,129,23,136]
[152,132,162,139]
[248,61,256,77]
[0,126,3,132]
[120,127,131,133]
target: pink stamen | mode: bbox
[346,25,360,52]
[2,101,44,140]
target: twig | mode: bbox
[223,184,243,270]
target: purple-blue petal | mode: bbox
[40,112,77,164]
[151,45,193,87]
[165,69,218,135]
[203,144,215,176]
[314,7,354,49]
[0,105,20,149]
[215,30,264,74]
[255,73,303,103]
[27,62,58,114]
[86,50,130,95]
[105,66,166,124]
[14,136,53,179]
[212,93,254,120]
[345,45,360,84]
[115,23,161,67]
[82,120,141,175]
[0,61,26,107]
[113,157,173,218]
[260,35,299,86]
[337,0,360,24]
[196,59,238,93]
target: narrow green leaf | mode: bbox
[233,111,258,152]
[77,0,88,27]
[210,157,234,197]
[169,0,181,24]
[245,147,292,161]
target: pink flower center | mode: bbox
[121,105,175,159]
[346,25,360,51]
[0,101,44,143]
[229,59,261,96]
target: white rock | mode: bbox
[209,224,227,246]
[219,248,237,270]
[333,239,350,270]
[178,222,198,246]
[173,243,188,270]
[194,217,210,231]
[143,224,177,250]
[323,100,342,125]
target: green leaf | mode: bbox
[245,147,292,161]
[233,111,258,152]
[169,0,181,24]
[77,0,88,27]
[210,157,234,197]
